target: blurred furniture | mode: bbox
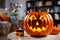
[7,31,60,40]
[0,13,11,36]
[10,19,24,32]
[10,24,17,32]
[0,21,11,36]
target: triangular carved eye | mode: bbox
[39,16,47,20]
[29,15,37,21]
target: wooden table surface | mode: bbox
[7,31,60,40]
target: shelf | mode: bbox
[27,0,44,2]
[26,0,60,25]
[27,7,34,10]
[44,6,53,8]
[26,1,35,3]
[54,20,60,24]
[55,20,60,22]
[49,12,60,13]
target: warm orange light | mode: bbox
[37,28,41,32]
[42,27,46,31]
[36,21,39,25]
[29,15,36,21]
[44,17,47,20]
[29,26,46,32]
[24,12,53,36]
[39,16,47,20]
[29,26,32,30]
[33,28,36,32]
[19,28,22,30]
[39,16,43,19]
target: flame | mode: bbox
[29,16,32,21]
[37,28,41,32]
[33,28,36,32]
[42,27,46,31]
[36,21,39,25]
[29,26,32,30]
[19,28,22,30]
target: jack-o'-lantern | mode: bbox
[24,12,54,36]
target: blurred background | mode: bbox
[26,0,60,27]
[0,0,60,39]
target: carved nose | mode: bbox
[36,21,39,25]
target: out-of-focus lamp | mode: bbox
[5,8,8,11]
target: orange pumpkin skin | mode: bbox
[0,13,11,22]
[50,27,60,35]
[16,32,24,37]
[24,12,54,36]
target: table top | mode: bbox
[0,36,11,40]
[7,31,60,40]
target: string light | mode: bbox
[12,9,16,13]
[5,8,8,10]
[19,4,22,7]
[15,3,18,6]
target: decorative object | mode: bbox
[11,13,17,24]
[24,12,54,37]
[16,27,24,37]
[45,1,52,6]
[50,26,60,35]
[0,13,11,22]
[9,3,22,12]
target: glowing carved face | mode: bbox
[24,12,53,36]
[28,14,47,32]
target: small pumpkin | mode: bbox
[0,13,11,22]
[16,28,24,37]
[50,26,60,35]
[16,32,24,37]
[24,12,54,36]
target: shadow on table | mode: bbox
[0,36,11,40]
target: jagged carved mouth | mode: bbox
[29,26,47,32]
[28,20,47,32]
[28,21,47,32]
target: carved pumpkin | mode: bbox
[24,12,54,36]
